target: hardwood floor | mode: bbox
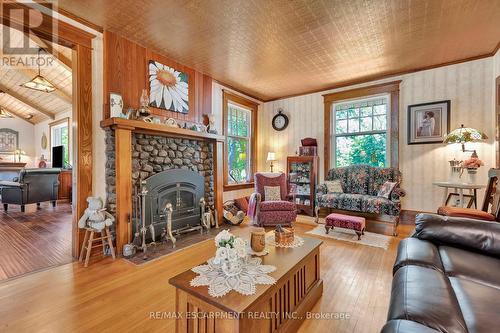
[0,215,414,333]
[0,202,73,281]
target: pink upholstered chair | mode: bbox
[248,172,297,227]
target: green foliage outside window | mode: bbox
[336,134,386,167]
[227,105,251,183]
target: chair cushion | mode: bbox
[378,181,397,198]
[316,193,400,216]
[260,200,295,212]
[437,206,496,221]
[393,238,443,275]
[234,197,249,213]
[264,186,281,201]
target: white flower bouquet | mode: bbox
[213,230,247,276]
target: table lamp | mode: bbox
[267,152,276,172]
[443,124,487,158]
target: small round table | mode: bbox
[433,181,486,208]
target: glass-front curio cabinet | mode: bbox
[287,156,319,216]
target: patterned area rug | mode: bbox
[305,225,391,250]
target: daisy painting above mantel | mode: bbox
[148,60,189,114]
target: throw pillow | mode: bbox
[264,186,281,201]
[378,181,397,198]
[234,197,249,213]
[324,180,343,193]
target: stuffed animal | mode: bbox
[78,197,115,231]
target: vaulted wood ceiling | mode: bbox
[0,24,72,124]
[58,0,500,101]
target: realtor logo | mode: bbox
[1,0,58,68]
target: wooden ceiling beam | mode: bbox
[1,106,35,124]
[0,83,55,119]
[0,49,72,104]
[25,33,72,71]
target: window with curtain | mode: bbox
[50,119,69,167]
[333,96,389,167]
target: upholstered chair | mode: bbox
[248,172,297,227]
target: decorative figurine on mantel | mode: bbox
[78,197,116,267]
[137,89,152,121]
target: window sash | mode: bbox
[226,103,252,184]
[332,96,390,167]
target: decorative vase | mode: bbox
[467,168,478,184]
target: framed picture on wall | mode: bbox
[407,100,450,145]
[0,128,19,153]
[148,60,189,114]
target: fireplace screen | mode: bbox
[135,169,205,240]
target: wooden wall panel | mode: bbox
[103,31,212,122]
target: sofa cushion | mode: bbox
[388,266,468,333]
[381,320,440,333]
[259,200,295,212]
[317,193,400,216]
[393,238,443,275]
[437,206,496,221]
[363,195,400,216]
[258,210,296,225]
[439,246,500,288]
[450,277,500,333]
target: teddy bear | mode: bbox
[78,197,115,231]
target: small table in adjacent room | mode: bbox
[169,235,323,333]
[433,181,486,208]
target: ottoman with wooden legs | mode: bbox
[325,213,366,240]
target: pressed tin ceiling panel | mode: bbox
[57,0,500,101]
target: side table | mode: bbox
[433,181,485,208]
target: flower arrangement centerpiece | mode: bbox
[463,157,484,172]
[462,157,484,183]
[213,230,247,277]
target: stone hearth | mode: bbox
[105,131,215,215]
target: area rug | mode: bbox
[305,225,391,250]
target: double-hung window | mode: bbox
[223,91,257,189]
[333,96,389,167]
[49,118,70,167]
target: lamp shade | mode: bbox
[267,152,276,161]
[21,74,56,93]
[443,124,487,144]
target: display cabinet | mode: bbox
[287,156,319,216]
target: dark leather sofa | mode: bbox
[382,213,500,333]
[0,168,60,212]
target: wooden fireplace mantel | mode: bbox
[100,117,225,142]
[100,117,224,255]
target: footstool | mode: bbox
[325,213,366,240]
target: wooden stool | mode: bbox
[79,226,116,267]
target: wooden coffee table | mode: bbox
[169,235,323,333]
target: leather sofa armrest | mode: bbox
[381,320,441,333]
[414,213,500,258]
[0,180,22,188]
[393,238,443,275]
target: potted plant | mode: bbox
[213,230,247,277]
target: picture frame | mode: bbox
[407,100,450,145]
[0,128,19,153]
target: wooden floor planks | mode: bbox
[0,202,73,281]
[0,214,414,333]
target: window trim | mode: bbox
[332,94,391,168]
[48,117,70,163]
[323,80,401,176]
[223,91,258,191]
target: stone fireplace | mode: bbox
[102,118,224,254]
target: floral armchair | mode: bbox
[248,172,297,227]
[315,164,405,235]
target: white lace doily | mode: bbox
[266,235,305,248]
[190,257,276,297]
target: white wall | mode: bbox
[0,118,35,166]
[259,57,496,212]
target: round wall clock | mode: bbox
[272,109,289,131]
